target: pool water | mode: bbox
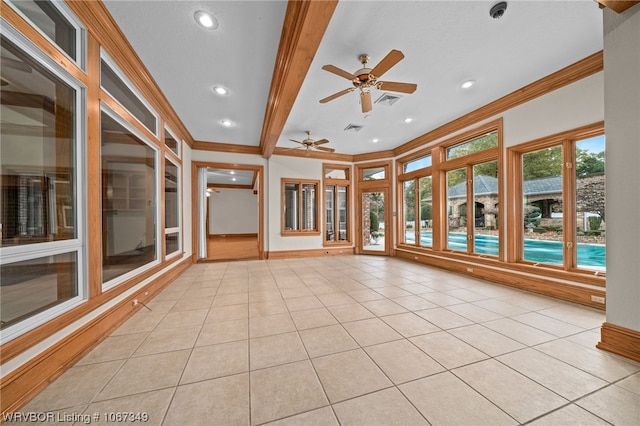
[406,232,606,268]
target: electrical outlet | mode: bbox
[467,267,473,273]
[591,295,605,304]
[132,299,138,306]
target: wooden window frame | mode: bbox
[281,178,321,236]
[323,164,352,246]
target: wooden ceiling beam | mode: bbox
[259,0,338,159]
[595,0,640,13]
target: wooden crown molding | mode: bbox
[193,140,262,155]
[394,51,604,157]
[272,146,353,162]
[64,1,195,148]
[596,0,640,13]
[259,0,338,159]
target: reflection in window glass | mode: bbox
[164,128,179,157]
[164,159,179,229]
[1,35,76,247]
[362,167,385,180]
[575,135,605,271]
[301,184,317,230]
[325,186,335,240]
[337,186,348,241]
[447,131,497,160]
[7,0,77,60]
[324,168,347,180]
[101,59,157,134]
[404,155,432,173]
[418,176,433,247]
[1,252,77,330]
[165,232,179,256]
[522,146,563,265]
[101,111,157,284]
[473,161,499,256]
[447,168,467,251]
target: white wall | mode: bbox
[208,188,258,234]
[603,5,640,331]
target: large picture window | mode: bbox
[0,25,84,342]
[101,108,158,287]
[509,126,605,273]
[282,179,319,235]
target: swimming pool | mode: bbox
[406,232,606,268]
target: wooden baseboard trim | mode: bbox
[395,249,606,310]
[267,247,355,259]
[597,322,640,362]
[0,257,191,416]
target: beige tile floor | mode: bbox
[21,256,640,425]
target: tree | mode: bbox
[369,210,379,233]
[523,146,562,180]
[576,148,604,177]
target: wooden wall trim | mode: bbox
[597,322,640,362]
[352,150,396,163]
[395,249,606,309]
[267,247,355,259]
[393,51,603,157]
[0,258,191,416]
[64,0,194,147]
[259,0,338,159]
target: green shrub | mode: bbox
[588,216,602,231]
[406,224,413,229]
[533,227,547,233]
[370,211,379,233]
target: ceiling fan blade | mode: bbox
[289,139,305,145]
[316,146,335,153]
[361,91,372,113]
[378,81,417,94]
[1,57,33,73]
[322,64,357,80]
[319,88,355,104]
[370,49,404,78]
[313,139,329,145]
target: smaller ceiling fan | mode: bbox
[320,49,417,113]
[289,131,335,156]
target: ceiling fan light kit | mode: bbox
[320,49,417,113]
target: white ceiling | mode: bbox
[103,0,603,156]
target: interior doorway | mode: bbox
[359,188,390,255]
[192,162,264,262]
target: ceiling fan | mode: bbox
[320,49,417,113]
[289,131,335,156]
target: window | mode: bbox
[164,156,181,258]
[282,179,319,235]
[510,126,605,273]
[101,108,158,287]
[404,155,432,173]
[441,129,500,256]
[100,51,158,136]
[0,25,85,342]
[362,166,385,180]
[324,165,350,245]
[5,0,84,67]
[164,126,180,158]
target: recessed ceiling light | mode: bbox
[372,138,379,143]
[194,11,218,29]
[212,85,229,95]
[461,80,476,89]
[231,177,236,182]
[403,117,413,123]
[220,119,234,127]
[229,171,235,175]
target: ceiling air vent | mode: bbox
[344,124,364,132]
[375,93,402,106]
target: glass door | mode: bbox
[360,190,388,254]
